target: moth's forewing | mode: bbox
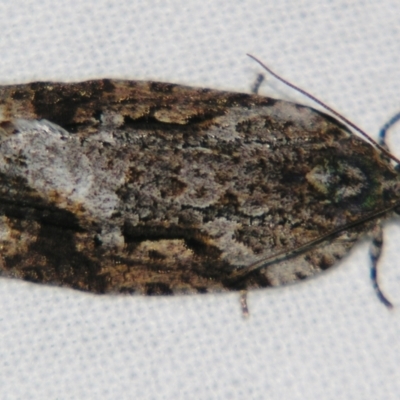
[0,81,398,295]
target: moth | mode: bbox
[0,56,398,310]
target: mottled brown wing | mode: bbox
[0,80,398,295]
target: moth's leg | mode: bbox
[251,74,265,94]
[379,112,400,148]
[369,224,393,308]
[240,290,250,317]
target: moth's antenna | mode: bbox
[230,198,399,308]
[247,54,400,165]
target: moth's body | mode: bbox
[0,80,398,295]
